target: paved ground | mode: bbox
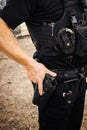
[0,32,87,130]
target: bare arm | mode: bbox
[0,18,56,95]
[0,18,33,66]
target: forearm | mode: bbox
[0,18,36,68]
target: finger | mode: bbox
[38,79,43,95]
[47,70,57,77]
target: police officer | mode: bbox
[0,0,86,130]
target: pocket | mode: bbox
[54,80,80,106]
[75,25,87,57]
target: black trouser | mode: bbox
[38,72,86,130]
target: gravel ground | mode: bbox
[0,36,87,130]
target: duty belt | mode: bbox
[53,67,86,83]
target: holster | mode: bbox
[32,74,57,110]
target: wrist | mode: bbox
[21,56,38,70]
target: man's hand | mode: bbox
[26,61,57,95]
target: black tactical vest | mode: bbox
[26,0,83,56]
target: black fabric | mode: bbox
[0,9,2,17]
[39,75,86,130]
[1,0,64,29]
[1,0,35,29]
[33,53,74,69]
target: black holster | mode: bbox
[32,74,57,110]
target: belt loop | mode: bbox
[78,66,86,79]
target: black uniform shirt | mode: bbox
[1,0,82,69]
[1,0,64,29]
